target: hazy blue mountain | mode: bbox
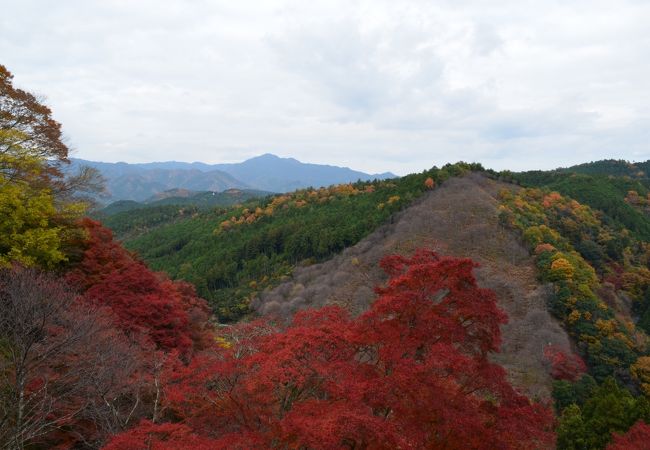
[211,153,396,192]
[70,160,249,202]
[72,154,396,202]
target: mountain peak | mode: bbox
[248,153,281,161]
[244,153,302,164]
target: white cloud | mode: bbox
[1,0,649,174]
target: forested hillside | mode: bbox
[505,169,650,240]
[121,164,474,321]
[496,184,650,446]
[94,189,270,240]
[560,159,650,178]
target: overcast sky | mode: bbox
[2,0,649,175]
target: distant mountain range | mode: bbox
[209,153,395,192]
[72,153,396,203]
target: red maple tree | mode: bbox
[106,249,555,449]
[607,420,650,450]
[67,219,212,356]
[544,344,587,382]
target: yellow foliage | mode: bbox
[0,70,96,269]
[524,225,562,247]
[631,357,650,396]
[580,333,598,345]
[550,257,574,280]
[0,179,67,268]
[514,198,527,209]
[613,332,636,350]
[568,309,581,324]
[626,190,642,205]
[497,189,513,201]
[214,336,232,349]
[331,184,360,196]
[387,195,400,205]
[576,284,594,297]
[595,319,617,336]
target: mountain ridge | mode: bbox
[72,153,396,202]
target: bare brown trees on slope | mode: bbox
[252,174,574,399]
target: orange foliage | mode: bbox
[550,257,574,280]
[535,243,556,254]
[541,192,563,208]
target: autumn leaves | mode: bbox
[105,249,555,449]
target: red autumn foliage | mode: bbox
[603,263,626,290]
[0,266,155,448]
[106,249,555,449]
[544,344,587,382]
[104,421,222,450]
[66,218,212,357]
[607,420,650,450]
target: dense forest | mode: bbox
[3,62,650,449]
[503,169,650,240]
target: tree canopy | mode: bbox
[0,64,102,269]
